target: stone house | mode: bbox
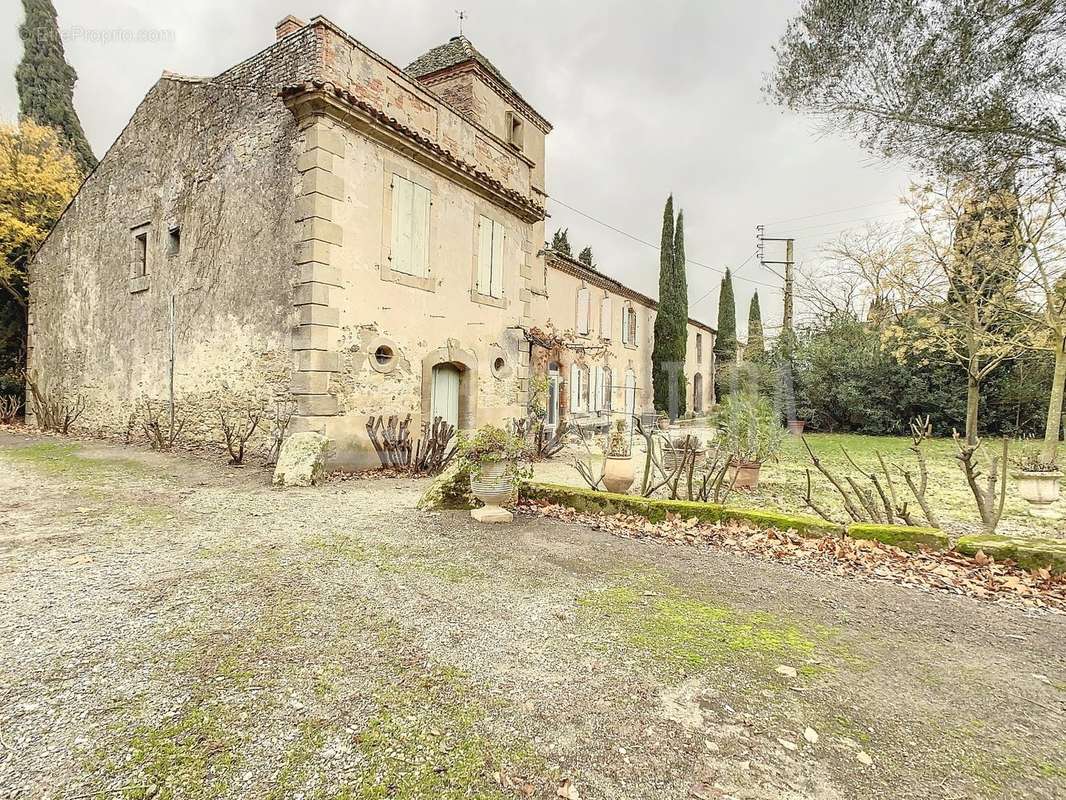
[27,15,716,469]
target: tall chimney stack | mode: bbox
[275,15,305,40]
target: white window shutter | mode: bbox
[410,182,430,277]
[477,215,493,294]
[600,296,611,339]
[592,367,601,412]
[390,175,411,275]
[621,306,629,344]
[569,363,579,411]
[490,221,504,298]
[577,288,590,335]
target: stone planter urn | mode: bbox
[470,458,515,523]
[1015,471,1063,519]
[728,459,762,490]
[603,454,635,494]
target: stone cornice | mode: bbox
[281,81,546,225]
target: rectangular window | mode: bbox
[134,230,148,277]
[390,174,431,277]
[696,332,703,361]
[506,110,524,150]
[477,215,504,298]
[621,305,630,344]
[167,225,181,257]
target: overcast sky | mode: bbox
[0,0,915,333]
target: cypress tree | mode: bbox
[578,246,595,267]
[714,269,737,364]
[17,0,96,173]
[672,210,688,415]
[652,195,676,414]
[747,291,765,360]
[550,228,572,256]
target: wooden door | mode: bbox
[431,364,461,429]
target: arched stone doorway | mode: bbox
[421,344,478,430]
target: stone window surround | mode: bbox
[368,335,401,374]
[488,344,511,380]
[420,344,478,430]
[129,217,151,294]
[469,201,511,310]
[380,160,436,293]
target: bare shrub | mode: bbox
[218,407,262,465]
[141,399,184,451]
[263,400,297,465]
[366,413,456,475]
[0,395,22,424]
[24,372,84,434]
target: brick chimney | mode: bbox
[275,15,306,40]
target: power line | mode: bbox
[549,197,781,289]
[762,198,901,226]
[691,250,760,306]
[763,210,912,236]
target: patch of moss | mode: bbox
[267,719,329,800]
[577,573,825,673]
[847,522,948,552]
[955,534,1066,575]
[122,697,241,799]
[4,441,154,480]
[342,666,539,800]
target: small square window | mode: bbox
[167,225,181,256]
[506,111,524,150]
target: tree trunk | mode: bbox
[1040,339,1066,465]
[965,376,980,445]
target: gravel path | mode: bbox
[0,430,1064,800]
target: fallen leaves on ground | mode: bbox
[517,501,1066,612]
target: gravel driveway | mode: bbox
[0,431,1063,800]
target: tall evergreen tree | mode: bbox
[578,246,595,267]
[652,196,675,414]
[747,291,765,359]
[672,210,688,414]
[16,0,96,173]
[550,228,572,256]
[714,268,737,364]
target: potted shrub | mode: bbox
[1012,448,1062,519]
[661,434,706,471]
[715,394,785,490]
[602,418,635,493]
[457,424,530,523]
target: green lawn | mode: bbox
[746,432,1063,539]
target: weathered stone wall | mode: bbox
[27,69,305,448]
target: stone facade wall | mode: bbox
[302,118,541,469]
[27,68,305,448]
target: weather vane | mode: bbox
[456,10,467,35]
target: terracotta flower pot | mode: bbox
[603,454,635,494]
[728,459,762,490]
[470,458,515,523]
[787,420,806,436]
[1014,471,1063,520]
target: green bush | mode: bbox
[713,394,786,464]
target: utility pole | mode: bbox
[755,226,795,335]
